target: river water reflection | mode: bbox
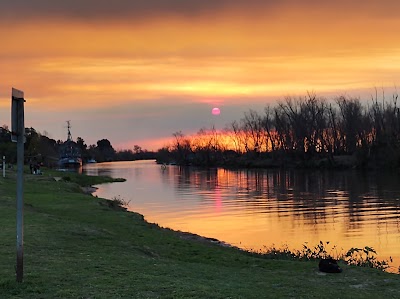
[84,160,400,272]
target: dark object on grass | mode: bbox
[319,258,342,273]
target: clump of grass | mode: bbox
[106,195,131,210]
[259,241,393,272]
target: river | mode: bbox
[84,160,400,273]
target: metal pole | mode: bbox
[2,156,5,178]
[16,132,24,282]
[12,88,25,283]
[13,90,25,282]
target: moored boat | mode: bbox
[58,121,82,168]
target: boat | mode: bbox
[58,121,82,168]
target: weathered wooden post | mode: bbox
[11,87,25,283]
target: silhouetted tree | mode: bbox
[96,139,115,162]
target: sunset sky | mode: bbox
[1,0,400,150]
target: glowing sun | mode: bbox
[212,107,221,115]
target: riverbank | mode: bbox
[0,169,399,298]
[158,153,400,170]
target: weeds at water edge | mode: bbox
[258,241,393,272]
[345,246,392,271]
[107,195,131,210]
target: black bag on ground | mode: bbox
[319,258,342,273]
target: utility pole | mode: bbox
[11,87,25,283]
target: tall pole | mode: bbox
[2,156,5,178]
[16,126,24,282]
[12,88,25,283]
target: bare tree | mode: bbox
[241,109,266,154]
[172,131,192,164]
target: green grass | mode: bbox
[0,168,399,298]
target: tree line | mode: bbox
[0,125,156,166]
[158,92,400,169]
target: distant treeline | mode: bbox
[0,126,156,166]
[158,92,400,169]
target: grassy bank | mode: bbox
[0,169,399,298]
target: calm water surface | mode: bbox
[84,160,400,272]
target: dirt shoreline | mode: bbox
[80,186,98,194]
